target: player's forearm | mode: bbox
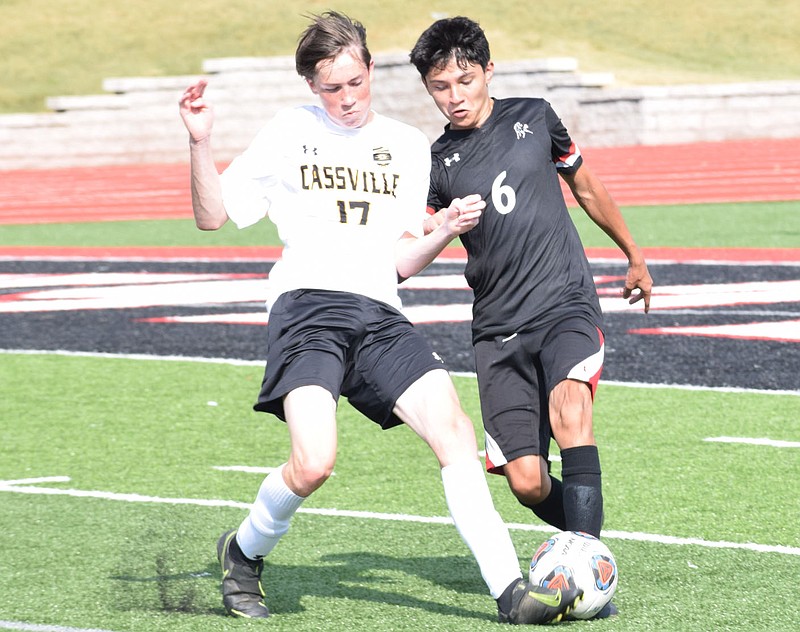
[189,137,228,230]
[395,224,456,279]
[584,197,644,264]
[568,167,643,264]
[423,209,445,235]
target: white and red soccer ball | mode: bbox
[529,530,618,619]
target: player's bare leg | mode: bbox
[395,369,582,623]
[218,386,336,618]
[549,379,616,618]
[504,454,567,531]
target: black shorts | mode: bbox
[254,289,445,429]
[474,315,604,474]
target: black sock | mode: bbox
[523,475,567,531]
[561,445,603,537]
[495,578,519,614]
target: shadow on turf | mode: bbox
[113,550,495,621]
[112,558,221,615]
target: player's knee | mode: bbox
[287,454,335,495]
[505,457,549,504]
[425,409,479,464]
[509,476,549,505]
[294,467,332,496]
[443,408,478,444]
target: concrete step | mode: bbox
[2,54,799,170]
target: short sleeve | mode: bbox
[545,102,583,175]
[427,154,449,212]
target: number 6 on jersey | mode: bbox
[491,171,517,215]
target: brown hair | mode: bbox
[295,11,372,81]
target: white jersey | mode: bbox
[220,106,431,311]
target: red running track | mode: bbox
[1,244,798,264]
[1,138,799,225]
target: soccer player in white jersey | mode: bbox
[178,11,581,624]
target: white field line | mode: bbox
[478,451,562,463]
[212,465,277,474]
[1,477,798,557]
[2,349,799,397]
[0,348,264,366]
[212,465,337,477]
[704,436,800,448]
[0,621,118,632]
[582,378,800,397]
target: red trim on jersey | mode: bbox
[586,327,605,399]
[555,142,581,169]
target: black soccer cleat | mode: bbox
[217,529,270,619]
[566,600,619,621]
[498,579,583,625]
[591,600,618,619]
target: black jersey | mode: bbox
[428,98,603,343]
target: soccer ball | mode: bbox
[529,530,618,620]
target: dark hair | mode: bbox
[295,11,372,81]
[409,16,490,79]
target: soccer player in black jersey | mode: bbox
[411,17,652,615]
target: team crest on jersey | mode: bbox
[373,146,392,166]
[514,122,533,139]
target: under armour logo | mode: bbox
[303,145,318,155]
[444,153,460,167]
[513,122,533,139]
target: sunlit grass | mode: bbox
[2,0,800,113]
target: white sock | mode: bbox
[236,464,306,559]
[441,459,523,598]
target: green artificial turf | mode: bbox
[1,353,798,630]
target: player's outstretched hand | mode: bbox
[623,259,653,313]
[179,79,214,142]
[443,194,484,236]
